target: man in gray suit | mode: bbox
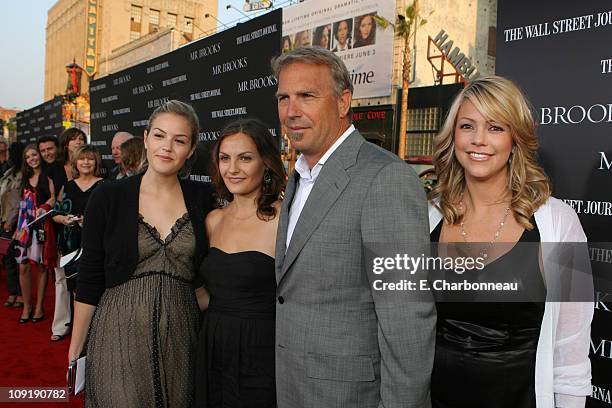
[273,47,435,407]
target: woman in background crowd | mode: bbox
[1,142,24,308]
[194,118,285,407]
[14,144,55,323]
[48,128,85,339]
[47,128,86,197]
[428,76,592,407]
[353,14,376,48]
[69,100,214,407]
[54,145,104,254]
[120,136,147,177]
[53,145,104,297]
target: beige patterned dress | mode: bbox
[85,213,198,407]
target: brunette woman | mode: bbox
[353,14,376,48]
[14,144,54,323]
[194,118,285,407]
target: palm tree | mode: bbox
[375,1,431,160]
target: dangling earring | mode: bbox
[263,169,272,186]
[508,147,515,164]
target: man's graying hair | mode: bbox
[271,46,354,97]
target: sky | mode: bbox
[0,0,295,111]
[0,0,58,110]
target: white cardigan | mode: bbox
[429,197,593,408]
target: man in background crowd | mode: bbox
[37,135,59,165]
[109,131,133,180]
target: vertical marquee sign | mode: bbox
[496,1,612,406]
[89,10,282,182]
[85,0,99,76]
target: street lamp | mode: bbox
[205,13,230,30]
[64,60,83,128]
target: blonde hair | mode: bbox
[120,137,146,175]
[429,75,551,230]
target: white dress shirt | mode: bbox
[286,125,355,248]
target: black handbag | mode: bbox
[63,248,82,280]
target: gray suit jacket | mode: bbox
[275,130,435,407]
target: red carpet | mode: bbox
[0,267,83,407]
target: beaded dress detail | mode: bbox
[85,213,198,408]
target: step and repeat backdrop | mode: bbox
[15,97,63,145]
[89,9,282,182]
[497,1,612,406]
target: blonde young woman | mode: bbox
[428,76,592,408]
[120,137,147,177]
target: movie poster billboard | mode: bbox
[282,0,395,99]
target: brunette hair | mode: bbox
[20,144,41,189]
[59,128,86,164]
[37,135,59,148]
[211,118,286,220]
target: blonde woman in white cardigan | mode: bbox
[428,76,592,408]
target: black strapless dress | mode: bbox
[430,222,545,408]
[194,247,277,408]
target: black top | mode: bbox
[42,161,68,200]
[201,247,277,319]
[75,173,214,306]
[195,248,277,406]
[56,179,104,254]
[430,220,545,408]
[37,165,53,206]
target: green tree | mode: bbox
[375,1,431,160]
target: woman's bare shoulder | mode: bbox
[206,208,225,226]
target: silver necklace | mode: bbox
[459,202,511,259]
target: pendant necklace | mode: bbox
[459,202,511,259]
